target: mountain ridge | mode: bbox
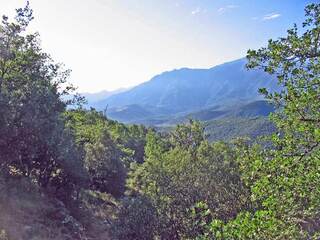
[91,58,280,115]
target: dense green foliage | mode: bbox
[65,109,147,197]
[0,3,86,199]
[124,122,249,239]
[195,3,320,239]
[0,2,319,240]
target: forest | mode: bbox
[0,2,319,240]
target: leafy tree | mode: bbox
[245,3,320,237]
[107,120,148,165]
[64,109,108,146]
[127,121,248,239]
[84,129,126,197]
[65,109,148,197]
[199,3,320,239]
[170,119,207,153]
[0,3,86,195]
[65,109,148,166]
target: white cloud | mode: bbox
[218,5,238,14]
[263,13,281,20]
[191,7,201,15]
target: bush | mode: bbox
[111,196,157,240]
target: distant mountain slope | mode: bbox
[173,100,275,123]
[107,104,155,122]
[106,100,275,126]
[92,58,280,113]
[205,117,276,142]
[82,88,128,105]
[156,116,276,143]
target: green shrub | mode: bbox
[111,196,157,240]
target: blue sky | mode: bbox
[0,0,316,92]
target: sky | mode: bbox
[0,0,316,93]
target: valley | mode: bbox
[84,59,279,141]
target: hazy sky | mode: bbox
[0,0,314,92]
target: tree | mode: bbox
[245,3,320,237]
[84,129,126,197]
[200,3,320,239]
[65,109,148,197]
[127,122,248,239]
[0,2,86,195]
[111,195,157,240]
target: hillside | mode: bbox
[106,100,275,127]
[168,100,275,124]
[205,117,275,142]
[0,176,117,240]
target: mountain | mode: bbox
[91,58,280,116]
[82,88,128,105]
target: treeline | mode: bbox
[0,2,319,240]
